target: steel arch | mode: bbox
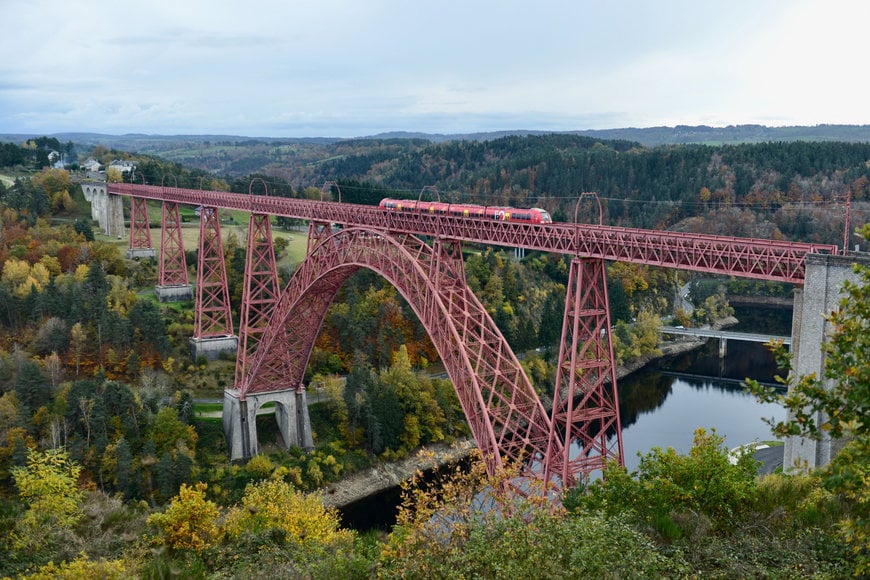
[240,226,554,478]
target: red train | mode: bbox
[379,198,553,224]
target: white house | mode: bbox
[108,159,137,174]
[83,158,102,172]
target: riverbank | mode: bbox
[319,439,476,508]
[319,317,739,508]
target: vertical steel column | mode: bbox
[307,221,334,254]
[545,257,623,488]
[193,207,234,338]
[235,212,280,393]
[159,201,189,286]
[129,196,153,251]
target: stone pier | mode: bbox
[189,335,239,362]
[785,253,870,471]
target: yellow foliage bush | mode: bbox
[147,482,223,552]
[245,453,274,478]
[224,479,352,548]
[18,554,128,579]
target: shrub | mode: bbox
[147,482,223,553]
[574,428,760,534]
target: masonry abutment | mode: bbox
[81,182,125,238]
[785,253,870,471]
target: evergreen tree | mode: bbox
[174,452,193,489]
[11,436,29,467]
[344,351,373,448]
[538,292,564,348]
[128,300,170,355]
[607,278,631,323]
[156,450,175,502]
[139,438,157,500]
[36,277,65,319]
[115,436,132,499]
[73,219,94,241]
[82,260,109,323]
[368,380,404,455]
[15,361,48,416]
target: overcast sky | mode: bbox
[2,0,867,138]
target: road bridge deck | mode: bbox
[660,325,791,345]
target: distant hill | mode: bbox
[565,124,870,146]
[3,124,870,152]
[369,124,870,146]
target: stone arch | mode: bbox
[243,227,554,477]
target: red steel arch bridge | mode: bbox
[107,181,838,490]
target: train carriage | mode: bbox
[379,198,552,224]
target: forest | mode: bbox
[0,134,865,577]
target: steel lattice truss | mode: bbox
[545,258,622,486]
[110,184,837,283]
[240,227,553,478]
[194,207,234,338]
[128,196,152,250]
[235,213,280,391]
[109,184,840,485]
[158,201,189,286]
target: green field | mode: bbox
[95,216,309,270]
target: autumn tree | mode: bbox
[31,168,74,212]
[150,406,197,459]
[9,448,83,563]
[220,478,366,577]
[224,479,352,546]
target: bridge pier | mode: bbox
[718,337,727,358]
[224,388,314,461]
[785,253,870,472]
